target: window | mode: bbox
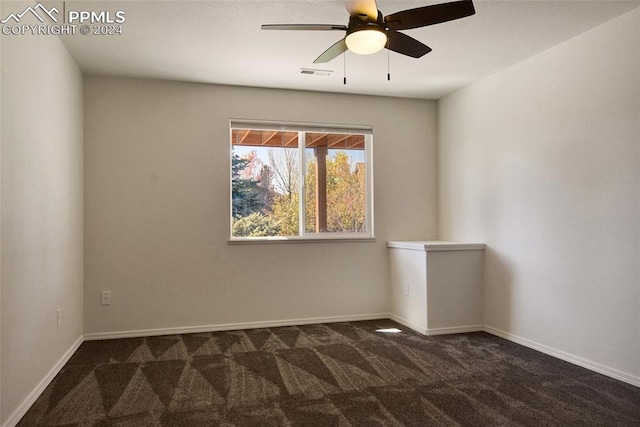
[230,121,373,241]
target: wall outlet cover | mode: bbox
[101,291,111,306]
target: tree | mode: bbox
[232,212,281,237]
[271,192,299,236]
[267,148,300,235]
[268,148,298,197]
[326,151,366,232]
[304,151,366,233]
[231,153,263,218]
[239,150,276,211]
[238,150,263,181]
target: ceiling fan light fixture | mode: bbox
[345,27,387,55]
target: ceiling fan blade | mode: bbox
[385,0,475,31]
[261,24,347,31]
[313,39,348,63]
[386,31,432,58]
[345,0,378,21]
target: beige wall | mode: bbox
[1,30,84,424]
[83,77,438,335]
[439,9,640,382]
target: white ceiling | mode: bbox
[59,0,640,99]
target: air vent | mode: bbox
[299,68,332,77]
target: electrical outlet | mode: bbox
[101,291,111,306]
[57,308,62,329]
[404,283,410,296]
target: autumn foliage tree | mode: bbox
[304,151,366,233]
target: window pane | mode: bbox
[230,126,371,240]
[304,133,367,234]
[231,129,299,237]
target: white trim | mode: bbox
[230,124,374,241]
[298,130,307,237]
[388,314,428,334]
[228,236,376,245]
[424,325,485,336]
[388,314,483,336]
[2,335,84,427]
[386,241,485,252]
[483,325,640,387]
[364,133,374,237]
[84,313,389,341]
[229,119,373,135]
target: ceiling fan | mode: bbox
[261,0,476,63]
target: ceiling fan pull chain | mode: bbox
[387,48,391,81]
[344,51,347,85]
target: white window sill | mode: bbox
[228,236,376,245]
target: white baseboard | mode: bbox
[424,325,485,336]
[388,314,483,336]
[388,313,428,334]
[3,335,84,427]
[484,325,640,388]
[84,313,390,341]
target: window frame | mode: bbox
[229,119,375,243]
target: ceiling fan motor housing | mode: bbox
[347,11,386,36]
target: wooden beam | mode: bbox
[285,132,298,147]
[262,131,279,145]
[347,135,365,149]
[327,134,350,148]
[238,129,251,145]
[307,133,328,147]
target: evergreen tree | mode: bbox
[231,154,263,218]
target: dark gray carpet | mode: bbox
[18,320,640,426]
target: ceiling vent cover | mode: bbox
[299,68,332,77]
